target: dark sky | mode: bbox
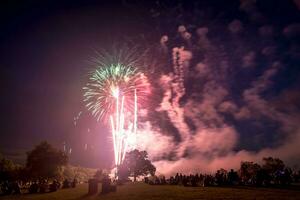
[0,0,143,167]
[1,0,300,170]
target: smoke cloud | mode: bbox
[138,1,300,175]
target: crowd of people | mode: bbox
[0,178,78,195]
[145,168,300,187]
[145,173,226,187]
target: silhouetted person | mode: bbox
[203,175,211,187]
[175,173,179,184]
[1,181,12,195]
[29,182,38,194]
[101,175,111,194]
[195,174,200,183]
[101,175,116,193]
[12,181,21,194]
[182,175,188,187]
[228,169,238,185]
[63,179,71,189]
[88,178,98,195]
[71,178,78,188]
[49,180,59,192]
[191,177,197,187]
[144,177,149,184]
[179,173,183,184]
[39,180,48,193]
[278,168,292,185]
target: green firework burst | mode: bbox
[83,63,150,121]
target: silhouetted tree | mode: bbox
[26,141,68,181]
[262,157,285,174]
[118,150,156,181]
[240,161,261,185]
[0,155,16,183]
[0,154,23,194]
[254,167,269,186]
[262,157,285,184]
[215,168,227,186]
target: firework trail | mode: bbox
[158,46,192,157]
[109,89,138,165]
[84,61,150,168]
[73,111,82,126]
[171,47,192,156]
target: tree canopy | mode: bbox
[262,157,285,175]
[26,141,68,180]
[118,149,156,181]
[0,154,17,182]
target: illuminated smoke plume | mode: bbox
[143,0,300,175]
[156,46,192,157]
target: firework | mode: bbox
[83,63,149,121]
[84,60,150,169]
[109,89,138,166]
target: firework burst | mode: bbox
[83,48,150,169]
[83,63,150,122]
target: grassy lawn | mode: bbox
[1,183,300,200]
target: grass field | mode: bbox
[1,183,300,200]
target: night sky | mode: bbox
[1,0,300,172]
